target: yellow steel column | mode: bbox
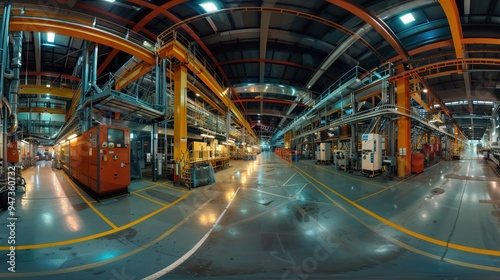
[396,65,411,177]
[174,65,188,164]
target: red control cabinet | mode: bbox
[70,124,130,198]
[7,141,20,163]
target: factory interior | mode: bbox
[0,0,500,279]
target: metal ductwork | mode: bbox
[233,83,314,106]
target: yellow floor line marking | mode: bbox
[0,192,204,278]
[354,179,407,202]
[133,192,168,206]
[301,160,388,189]
[131,184,162,194]
[0,191,191,251]
[61,172,117,229]
[136,180,188,193]
[293,165,500,257]
[295,169,500,272]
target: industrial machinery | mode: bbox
[317,142,331,164]
[489,145,500,168]
[333,150,348,171]
[67,124,130,199]
[361,133,383,177]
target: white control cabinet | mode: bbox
[361,134,382,176]
[319,143,331,161]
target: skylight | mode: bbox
[47,32,55,43]
[400,13,415,25]
[200,2,218,13]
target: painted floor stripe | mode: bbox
[144,187,241,279]
[295,169,500,272]
[62,171,118,229]
[293,164,500,257]
[133,192,168,206]
[0,192,201,278]
[0,191,191,251]
[301,160,388,189]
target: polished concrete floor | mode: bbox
[1,145,500,279]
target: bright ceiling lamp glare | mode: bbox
[67,133,78,140]
[200,2,218,13]
[400,13,415,25]
[200,133,215,139]
[47,32,55,43]
[105,0,115,3]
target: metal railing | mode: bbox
[157,30,225,88]
[10,4,156,52]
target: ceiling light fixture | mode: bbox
[105,0,115,3]
[200,2,218,12]
[67,133,78,140]
[47,32,55,43]
[200,133,215,139]
[400,13,415,25]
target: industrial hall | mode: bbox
[1,0,500,279]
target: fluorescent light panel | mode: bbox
[200,2,218,12]
[47,32,55,43]
[67,133,78,140]
[400,13,415,24]
[200,133,215,139]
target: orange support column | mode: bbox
[396,66,411,177]
[174,65,188,164]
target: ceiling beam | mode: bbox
[9,18,156,65]
[328,0,409,61]
[97,0,187,76]
[438,0,463,59]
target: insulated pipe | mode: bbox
[8,31,22,138]
[1,1,13,173]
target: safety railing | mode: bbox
[157,30,225,88]
[10,4,156,52]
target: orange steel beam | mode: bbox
[438,0,463,58]
[462,38,500,45]
[395,65,411,177]
[410,91,432,112]
[173,65,188,163]
[19,85,74,99]
[413,74,451,118]
[328,0,409,61]
[97,1,186,76]
[115,61,153,91]
[159,40,259,140]
[408,40,453,57]
[9,17,155,66]
[18,107,66,115]
[389,58,500,81]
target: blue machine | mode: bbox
[192,162,215,188]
